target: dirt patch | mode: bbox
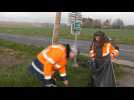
[0,47,28,66]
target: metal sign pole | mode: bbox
[74,31,77,66]
[74,13,76,65]
[69,12,82,67]
[73,13,79,67]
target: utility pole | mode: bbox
[52,12,62,44]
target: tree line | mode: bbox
[81,18,133,29]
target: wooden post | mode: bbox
[52,12,62,44]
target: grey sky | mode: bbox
[0,12,134,25]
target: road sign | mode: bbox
[69,12,82,35]
[69,12,82,24]
[71,20,81,35]
[74,21,81,31]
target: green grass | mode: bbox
[0,64,42,87]
[0,25,134,45]
[0,39,125,87]
[0,26,53,37]
[0,39,92,87]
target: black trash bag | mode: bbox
[89,54,116,87]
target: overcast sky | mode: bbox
[0,12,134,25]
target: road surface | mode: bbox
[117,67,134,87]
[0,33,134,64]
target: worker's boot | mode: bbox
[51,79,57,87]
[43,79,57,87]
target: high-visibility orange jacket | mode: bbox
[89,42,119,60]
[37,44,67,80]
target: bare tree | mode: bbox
[103,19,111,28]
[112,19,124,29]
[93,19,102,28]
[125,25,134,29]
[82,17,94,28]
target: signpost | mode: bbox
[69,12,82,67]
[69,12,82,35]
[73,20,81,34]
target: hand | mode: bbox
[89,53,95,58]
[63,80,69,87]
[54,64,61,70]
[110,53,115,59]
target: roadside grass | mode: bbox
[0,39,124,87]
[0,39,91,87]
[0,25,134,45]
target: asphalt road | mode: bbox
[0,33,134,63]
[117,67,134,87]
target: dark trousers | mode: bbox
[28,58,56,87]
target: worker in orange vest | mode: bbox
[29,43,74,87]
[89,31,119,87]
[89,31,119,61]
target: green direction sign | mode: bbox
[73,21,81,32]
